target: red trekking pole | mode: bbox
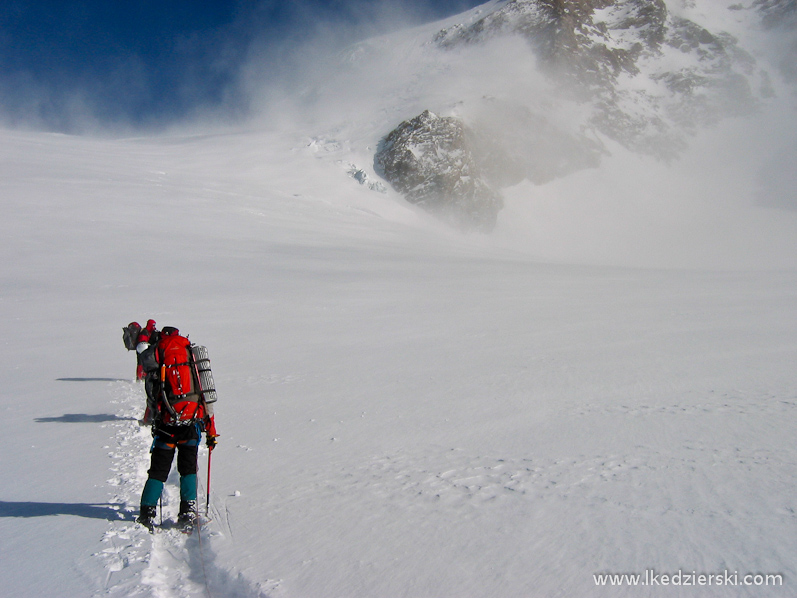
[206,449,212,517]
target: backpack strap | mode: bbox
[158,364,179,419]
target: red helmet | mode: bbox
[146,319,156,330]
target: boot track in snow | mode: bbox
[93,380,270,598]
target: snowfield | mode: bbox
[2,0,797,595]
[1,120,795,597]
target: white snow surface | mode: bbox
[2,2,797,597]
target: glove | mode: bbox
[207,435,218,451]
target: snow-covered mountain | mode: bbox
[290,0,796,232]
[434,0,765,147]
[1,2,797,598]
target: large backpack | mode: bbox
[122,322,142,351]
[159,334,197,400]
[158,333,218,422]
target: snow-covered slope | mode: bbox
[1,1,796,597]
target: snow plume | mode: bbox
[238,0,490,130]
[2,0,489,134]
[494,110,797,269]
[0,0,482,134]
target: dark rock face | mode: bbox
[374,111,503,231]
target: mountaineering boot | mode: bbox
[137,505,157,532]
[177,500,197,533]
[178,500,197,524]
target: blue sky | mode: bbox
[0,0,485,132]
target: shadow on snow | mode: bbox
[0,500,133,521]
[34,413,138,423]
[56,377,130,382]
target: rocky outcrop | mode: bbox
[374,111,503,231]
[435,0,667,90]
[374,105,603,230]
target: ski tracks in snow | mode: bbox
[92,380,273,598]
